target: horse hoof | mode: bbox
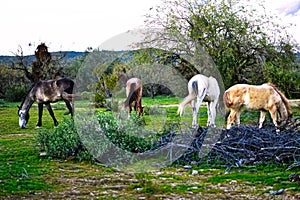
[208,124,216,128]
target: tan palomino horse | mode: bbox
[123,77,143,117]
[224,83,292,129]
[177,74,220,128]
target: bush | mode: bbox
[36,117,94,162]
[97,111,154,153]
[36,111,171,163]
[5,85,27,102]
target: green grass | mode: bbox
[142,95,180,105]
[0,134,53,195]
[0,100,76,196]
[0,98,300,199]
[207,165,298,194]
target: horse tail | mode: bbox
[62,92,76,101]
[268,83,293,118]
[124,82,136,107]
[177,81,198,116]
[177,94,195,116]
[192,81,198,96]
[223,90,233,108]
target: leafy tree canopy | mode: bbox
[140,0,299,97]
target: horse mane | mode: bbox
[19,83,36,110]
[266,83,293,118]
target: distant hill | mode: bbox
[0,51,85,65]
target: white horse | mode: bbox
[178,74,220,128]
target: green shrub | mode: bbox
[5,85,27,102]
[94,93,106,108]
[36,117,94,162]
[97,111,154,153]
[35,111,165,163]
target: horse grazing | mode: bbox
[18,78,75,128]
[177,74,220,128]
[122,78,143,117]
[223,83,292,129]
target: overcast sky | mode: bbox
[1,0,299,55]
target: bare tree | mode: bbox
[11,43,65,83]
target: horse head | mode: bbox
[18,106,30,129]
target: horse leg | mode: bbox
[207,101,218,127]
[235,111,241,126]
[64,100,74,116]
[192,98,203,128]
[45,103,58,126]
[134,101,138,112]
[128,102,133,119]
[226,109,237,129]
[36,103,43,127]
[191,99,196,127]
[268,106,279,128]
[206,102,211,127]
[137,98,143,116]
[258,111,267,128]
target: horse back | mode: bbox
[224,84,248,108]
[207,76,220,100]
[31,78,74,103]
[125,78,142,105]
[56,78,74,94]
[188,74,209,96]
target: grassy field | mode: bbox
[1,97,300,199]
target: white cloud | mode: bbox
[263,0,300,44]
[267,0,300,16]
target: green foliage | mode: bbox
[36,118,93,162]
[0,63,29,99]
[35,110,155,162]
[64,52,88,79]
[94,92,106,107]
[97,111,154,153]
[264,62,300,98]
[4,85,27,102]
[142,0,299,98]
[88,65,119,108]
[75,50,121,93]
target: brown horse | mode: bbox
[224,83,292,129]
[123,78,143,117]
[18,78,75,128]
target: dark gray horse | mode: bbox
[18,78,75,128]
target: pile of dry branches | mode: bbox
[179,117,300,168]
